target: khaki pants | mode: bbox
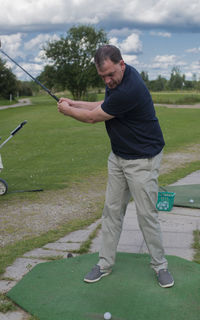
[98,151,168,273]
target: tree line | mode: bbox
[141,68,200,92]
[1,25,200,101]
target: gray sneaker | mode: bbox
[84,265,111,283]
[157,269,174,288]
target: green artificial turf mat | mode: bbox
[164,184,200,208]
[7,252,200,320]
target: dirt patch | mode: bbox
[1,145,200,247]
[160,144,200,174]
[0,176,106,247]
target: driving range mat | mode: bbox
[7,252,200,320]
[164,184,200,208]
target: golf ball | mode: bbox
[104,312,112,320]
[189,199,194,203]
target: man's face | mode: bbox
[96,59,125,89]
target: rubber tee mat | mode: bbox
[7,253,200,320]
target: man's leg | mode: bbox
[98,152,131,271]
[84,152,131,282]
[122,152,168,272]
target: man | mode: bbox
[58,45,174,288]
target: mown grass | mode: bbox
[151,91,200,105]
[97,91,200,105]
[193,230,200,264]
[0,96,109,192]
[0,98,17,106]
[1,94,200,193]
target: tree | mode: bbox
[44,25,108,99]
[16,81,33,97]
[140,71,149,87]
[0,57,18,99]
[149,75,167,91]
[167,66,185,90]
[37,65,59,91]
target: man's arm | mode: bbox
[58,100,114,123]
[59,98,104,111]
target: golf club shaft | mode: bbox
[0,48,59,102]
[0,136,12,149]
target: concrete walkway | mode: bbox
[1,171,200,319]
[0,99,31,111]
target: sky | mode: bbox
[0,0,200,81]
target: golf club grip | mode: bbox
[0,49,59,102]
[11,121,27,135]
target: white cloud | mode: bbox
[34,50,47,63]
[120,34,142,53]
[0,32,57,79]
[151,55,186,70]
[0,33,25,57]
[150,31,171,38]
[24,34,59,51]
[184,60,200,80]
[1,0,200,33]
[186,47,200,54]
[14,62,44,80]
[123,54,139,66]
[109,33,142,54]
[0,0,200,81]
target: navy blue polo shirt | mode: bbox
[101,64,165,159]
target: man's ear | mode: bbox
[120,60,125,71]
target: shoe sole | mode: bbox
[159,280,174,288]
[84,271,111,283]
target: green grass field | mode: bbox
[151,91,200,104]
[97,91,200,105]
[1,94,200,193]
[0,96,109,192]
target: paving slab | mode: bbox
[0,311,28,320]
[43,242,81,251]
[3,258,47,281]
[57,220,101,243]
[171,170,200,185]
[0,280,17,294]
[23,248,71,259]
[90,196,200,261]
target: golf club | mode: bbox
[0,40,59,102]
[0,121,27,149]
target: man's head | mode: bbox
[94,45,125,89]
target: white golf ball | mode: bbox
[189,199,194,203]
[104,312,112,320]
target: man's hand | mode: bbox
[59,97,74,107]
[57,97,114,123]
[57,99,70,115]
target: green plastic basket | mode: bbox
[156,191,176,212]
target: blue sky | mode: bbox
[0,0,200,81]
